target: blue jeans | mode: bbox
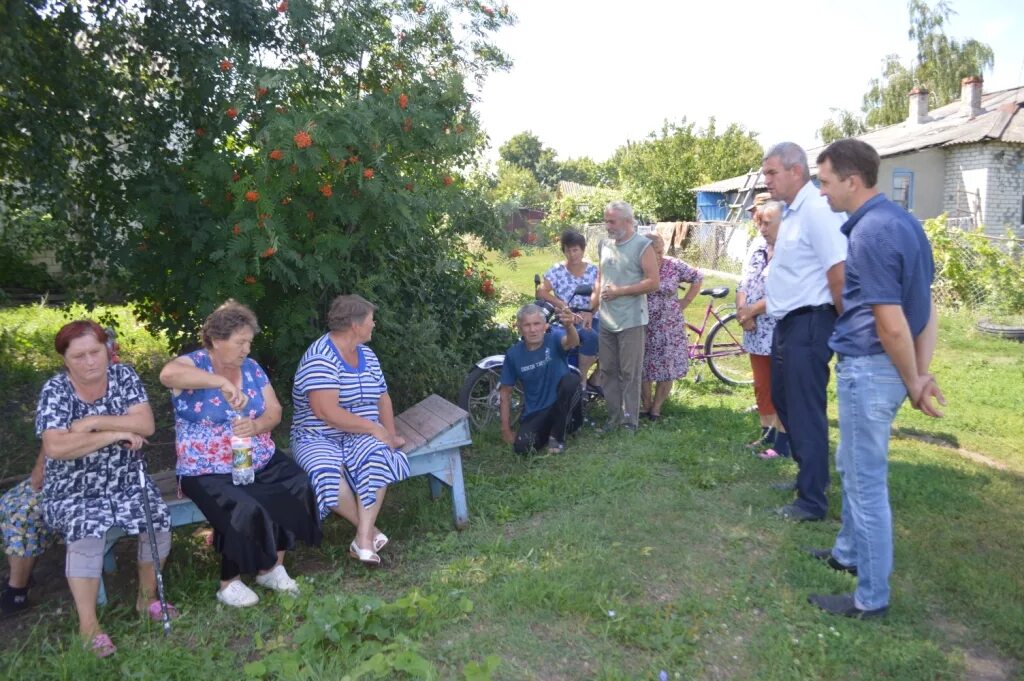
[831,354,907,610]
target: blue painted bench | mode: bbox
[98,394,471,603]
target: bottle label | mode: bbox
[230,436,253,470]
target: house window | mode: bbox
[892,169,914,210]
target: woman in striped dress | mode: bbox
[291,295,409,566]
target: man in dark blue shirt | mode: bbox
[806,138,946,620]
[500,304,582,454]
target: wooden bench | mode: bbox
[98,394,472,602]
[393,394,472,530]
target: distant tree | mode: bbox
[498,131,560,187]
[817,108,869,144]
[862,0,993,128]
[492,161,549,208]
[557,156,616,187]
[615,118,762,222]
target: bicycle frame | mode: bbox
[685,302,732,361]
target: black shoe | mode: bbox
[769,480,797,492]
[808,593,887,619]
[774,503,823,522]
[0,584,30,616]
[804,547,858,576]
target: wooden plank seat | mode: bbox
[98,394,472,603]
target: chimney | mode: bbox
[908,87,929,124]
[960,76,984,117]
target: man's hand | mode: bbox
[557,307,576,327]
[501,427,516,445]
[600,283,620,302]
[909,374,946,418]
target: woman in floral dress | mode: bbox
[160,301,321,608]
[641,233,703,420]
[736,201,789,458]
[538,229,600,387]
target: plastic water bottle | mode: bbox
[230,430,255,486]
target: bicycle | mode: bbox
[684,286,752,386]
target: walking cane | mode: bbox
[136,453,172,635]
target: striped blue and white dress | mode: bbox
[291,335,409,519]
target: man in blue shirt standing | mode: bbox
[763,142,848,521]
[807,138,945,619]
[500,303,582,454]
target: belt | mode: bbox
[785,303,836,319]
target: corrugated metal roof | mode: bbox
[557,180,599,198]
[693,85,1024,191]
[693,171,766,193]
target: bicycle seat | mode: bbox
[700,286,730,298]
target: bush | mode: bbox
[924,216,1024,314]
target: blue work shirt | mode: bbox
[829,194,935,356]
[500,333,570,418]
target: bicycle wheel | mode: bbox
[457,364,521,431]
[704,313,753,386]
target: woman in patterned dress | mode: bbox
[36,320,173,657]
[291,294,409,566]
[159,301,321,607]
[538,230,600,387]
[641,234,703,420]
[736,202,789,458]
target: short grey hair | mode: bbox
[516,303,546,325]
[760,200,784,221]
[604,200,635,224]
[763,142,811,182]
[327,294,377,331]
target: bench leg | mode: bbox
[427,474,444,500]
[449,451,469,530]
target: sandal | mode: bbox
[757,448,780,459]
[546,438,566,454]
[89,633,117,659]
[373,532,389,553]
[349,541,381,566]
[144,600,180,622]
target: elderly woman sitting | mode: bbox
[36,321,172,657]
[159,301,321,608]
[291,294,409,566]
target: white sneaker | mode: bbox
[254,564,299,595]
[216,580,260,607]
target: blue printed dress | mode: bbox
[35,364,170,543]
[291,336,410,519]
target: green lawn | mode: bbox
[0,272,1022,680]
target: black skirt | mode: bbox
[180,451,322,575]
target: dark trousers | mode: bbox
[770,306,837,518]
[514,373,582,454]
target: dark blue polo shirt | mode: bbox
[829,194,935,356]
[500,332,570,417]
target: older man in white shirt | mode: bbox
[763,142,847,522]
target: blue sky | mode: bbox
[474,0,1024,162]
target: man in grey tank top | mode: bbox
[595,201,660,431]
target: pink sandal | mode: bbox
[89,633,117,658]
[757,448,780,459]
[145,600,180,622]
